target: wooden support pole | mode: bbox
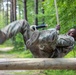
[0,58,76,70]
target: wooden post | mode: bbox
[0,58,76,70]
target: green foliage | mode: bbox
[0,0,76,74]
[57,0,76,33]
[0,12,6,28]
[12,33,25,51]
[7,49,33,58]
[27,0,35,24]
[44,70,76,75]
[17,50,33,58]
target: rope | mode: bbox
[54,0,60,25]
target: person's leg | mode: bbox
[0,20,30,44]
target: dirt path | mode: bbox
[0,47,45,75]
[0,70,45,75]
[0,47,14,51]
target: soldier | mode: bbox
[0,20,75,58]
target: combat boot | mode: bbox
[0,30,6,44]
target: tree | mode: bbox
[6,0,8,25]
[34,0,38,25]
[10,0,17,22]
[24,0,27,20]
[42,0,45,24]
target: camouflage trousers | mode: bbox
[1,20,30,44]
[0,20,75,58]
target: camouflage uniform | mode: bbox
[54,34,75,57]
[0,20,30,44]
[0,20,75,58]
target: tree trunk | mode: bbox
[10,0,13,22]
[13,0,17,21]
[6,0,8,25]
[42,0,45,24]
[10,0,17,45]
[34,0,38,25]
[10,0,17,22]
[24,0,27,20]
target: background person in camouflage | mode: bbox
[0,19,76,58]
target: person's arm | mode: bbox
[57,34,75,47]
[55,25,60,34]
[48,25,60,34]
[55,35,75,57]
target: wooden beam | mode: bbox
[0,58,76,70]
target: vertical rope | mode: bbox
[54,0,60,25]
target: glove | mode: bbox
[56,25,60,30]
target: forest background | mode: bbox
[0,0,76,75]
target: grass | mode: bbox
[44,70,76,75]
[5,48,33,58]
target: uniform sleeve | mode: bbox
[55,34,75,57]
[56,34,75,47]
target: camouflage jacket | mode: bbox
[27,28,75,58]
